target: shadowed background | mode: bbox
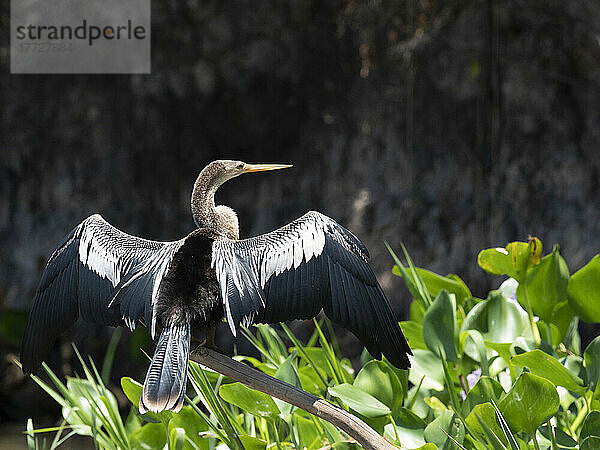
[1,0,600,433]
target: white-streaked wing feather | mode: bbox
[21,214,181,373]
[210,210,410,370]
[211,211,366,332]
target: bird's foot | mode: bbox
[192,326,227,355]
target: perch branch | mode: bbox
[190,347,397,450]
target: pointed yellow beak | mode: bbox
[242,163,293,173]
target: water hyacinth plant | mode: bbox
[22,238,600,449]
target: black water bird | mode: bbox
[21,160,411,413]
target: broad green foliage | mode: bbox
[354,360,404,415]
[23,238,600,449]
[498,372,560,435]
[462,376,504,415]
[478,238,542,281]
[461,289,532,344]
[423,291,459,362]
[568,255,600,322]
[520,246,570,327]
[511,350,586,394]
[584,337,600,392]
[219,383,280,418]
[423,410,465,449]
[465,402,506,446]
[580,410,600,442]
[328,383,391,418]
[393,266,472,305]
[400,320,428,350]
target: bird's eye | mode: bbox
[237,163,244,169]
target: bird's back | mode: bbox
[153,229,223,332]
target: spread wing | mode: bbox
[21,214,182,373]
[212,211,411,368]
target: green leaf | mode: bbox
[293,413,323,450]
[423,409,465,450]
[478,247,514,277]
[121,377,142,406]
[130,423,167,450]
[581,436,600,450]
[124,406,142,435]
[169,406,209,450]
[422,290,459,362]
[187,361,244,449]
[535,320,561,347]
[328,383,391,418]
[568,255,600,323]
[396,407,427,428]
[491,401,519,450]
[321,420,344,445]
[121,377,172,424]
[218,382,280,418]
[522,246,570,327]
[238,435,267,450]
[584,336,600,391]
[461,290,532,345]
[515,238,543,278]
[511,350,586,394]
[273,351,301,417]
[408,349,445,391]
[548,301,575,343]
[385,409,427,447]
[101,327,123,383]
[388,243,431,306]
[478,239,542,281]
[462,376,505,416]
[400,321,428,350]
[399,267,472,304]
[539,424,577,448]
[411,300,427,323]
[580,411,600,442]
[169,427,185,450]
[354,360,404,415]
[564,316,582,355]
[473,415,507,450]
[297,366,326,395]
[440,357,461,412]
[485,342,513,368]
[498,372,559,435]
[384,423,426,449]
[461,329,489,376]
[465,403,507,447]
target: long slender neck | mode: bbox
[191,168,239,240]
[191,170,217,228]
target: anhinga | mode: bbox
[21,160,411,413]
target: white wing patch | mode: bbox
[74,214,182,336]
[79,224,123,287]
[212,212,330,335]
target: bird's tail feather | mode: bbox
[139,322,190,414]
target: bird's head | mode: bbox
[203,160,293,187]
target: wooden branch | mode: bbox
[190,347,397,450]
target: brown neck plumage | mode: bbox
[191,163,239,240]
[191,169,217,229]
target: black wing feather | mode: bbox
[212,211,411,369]
[21,214,180,374]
